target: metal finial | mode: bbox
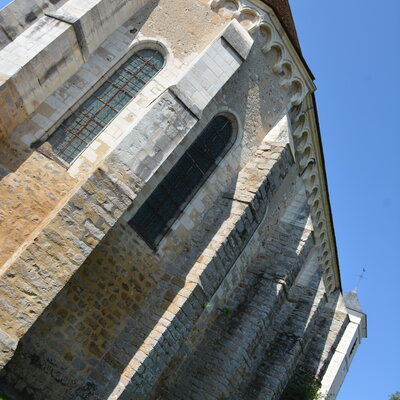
[355,268,367,291]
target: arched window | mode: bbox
[47,49,164,164]
[129,115,235,249]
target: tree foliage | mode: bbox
[281,373,323,400]
[390,392,400,400]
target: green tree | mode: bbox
[281,373,322,400]
[390,392,400,400]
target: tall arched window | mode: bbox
[129,115,235,249]
[47,49,164,164]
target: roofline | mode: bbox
[311,93,343,292]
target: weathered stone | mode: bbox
[0,0,366,399]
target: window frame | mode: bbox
[33,42,167,167]
[128,113,238,250]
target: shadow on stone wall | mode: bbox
[0,173,237,400]
[152,213,317,400]
[277,290,348,400]
[0,21,304,400]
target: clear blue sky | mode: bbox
[291,0,400,399]
[0,0,399,398]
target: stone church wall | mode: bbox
[0,0,365,399]
[1,140,296,399]
[0,0,299,364]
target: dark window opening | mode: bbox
[349,338,358,356]
[45,49,164,164]
[129,115,235,249]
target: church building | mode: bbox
[0,0,366,399]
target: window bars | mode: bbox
[129,115,234,249]
[47,49,164,164]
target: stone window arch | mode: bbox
[46,49,165,164]
[129,114,236,249]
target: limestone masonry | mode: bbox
[0,0,367,399]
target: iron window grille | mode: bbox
[129,115,235,249]
[40,49,164,165]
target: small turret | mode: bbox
[320,290,367,399]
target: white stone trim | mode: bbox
[0,0,154,131]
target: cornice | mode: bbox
[290,94,341,293]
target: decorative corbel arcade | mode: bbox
[208,0,341,293]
